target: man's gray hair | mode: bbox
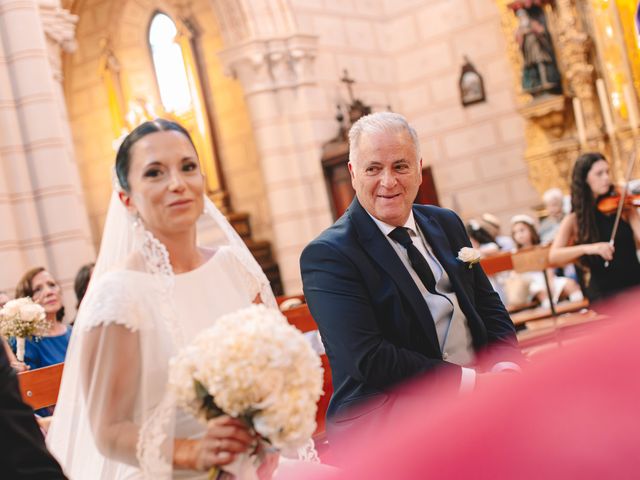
[542,187,563,204]
[348,112,421,165]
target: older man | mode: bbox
[539,187,566,244]
[300,112,521,440]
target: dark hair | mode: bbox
[512,221,540,248]
[74,263,95,308]
[466,222,496,245]
[571,152,610,244]
[15,267,65,322]
[115,119,196,192]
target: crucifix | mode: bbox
[340,69,356,103]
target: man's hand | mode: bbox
[474,371,503,390]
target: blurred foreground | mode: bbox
[283,289,640,479]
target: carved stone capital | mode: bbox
[219,34,318,96]
[38,1,77,82]
[38,2,78,53]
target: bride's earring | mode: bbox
[132,212,142,229]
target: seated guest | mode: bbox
[465,220,507,303]
[539,188,566,244]
[301,112,522,447]
[9,268,71,371]
[466,219,500,255]
[506,215,583,308]
[480,213,515,251]
[73,262,94,310]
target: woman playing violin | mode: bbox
[549,152,640,301]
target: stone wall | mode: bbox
[290,0,539,235]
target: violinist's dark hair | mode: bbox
[571,152,609,244]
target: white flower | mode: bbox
[0,297,48,338]
[168,304,324,451]
[457,247,481,268]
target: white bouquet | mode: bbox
[0,297,48,361]
[168,304,324,479]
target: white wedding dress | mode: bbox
[47,192,321,479]
[49,247,261,479]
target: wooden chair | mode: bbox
[18,362,64,410]
[283,304,333,457]
[481,246,588,321]
[479,250,514,276]
[480,246,599,355]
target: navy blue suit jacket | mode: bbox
[301,198,520,427]
[0,345,67,479]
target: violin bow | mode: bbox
[605,149,637,267]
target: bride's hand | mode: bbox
[193,416,255,471]
[257,451,279,480]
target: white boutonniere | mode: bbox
[457,247,481,269]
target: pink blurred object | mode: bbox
[283,290,640,480]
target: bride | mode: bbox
[47,120,312,478]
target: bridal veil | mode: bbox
[47,189,277,479]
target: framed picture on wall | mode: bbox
[459,57,486,107]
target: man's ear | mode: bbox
[118,191,136,215]
[348,161,357,189]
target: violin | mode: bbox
[597,189,640,215]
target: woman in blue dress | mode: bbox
[10,267,71,371]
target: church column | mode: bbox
[0,0,94,311]
[219,35,333,293]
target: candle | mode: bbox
[623,84,640,131]
[596,78,616,135]
[573,97,587,146]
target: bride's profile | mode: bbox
[47,119,314,478]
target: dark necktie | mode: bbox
[389,227,438,294]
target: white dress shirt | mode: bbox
[369,211,477,391]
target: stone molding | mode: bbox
[218,34,318,96]
[38,1,77,52]
[38,1,77,82]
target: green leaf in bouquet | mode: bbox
[194,380,224,420]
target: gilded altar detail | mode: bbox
[496,0,640,195]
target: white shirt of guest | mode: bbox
[368,211,477,390]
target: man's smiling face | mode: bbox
[349,129,422,226]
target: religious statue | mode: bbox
[514,7,561,96]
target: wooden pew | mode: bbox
[511,298,589,326]
[480,246,588,320]
[479,246,604,354]
[283,304,332,456]
[18,362,64,410]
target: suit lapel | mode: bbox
[413,208,471,306]
[348,199,441,353]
